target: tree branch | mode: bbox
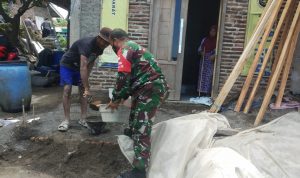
[0,2,13,22]
[27,4,36,11]
[16,0,34,17]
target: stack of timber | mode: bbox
[210,0,300,126]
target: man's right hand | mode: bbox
[83,89,91,97]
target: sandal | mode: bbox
[78,120,89,129]
[58,120,69,131]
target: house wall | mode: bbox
[81,0,296,98]
[80,0,101,38]
[70,0,101,44]
[69,0,81,45]
[88,0,250,95]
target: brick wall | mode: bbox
[90,0,151,91]
[90,67,117,90]
[218,0,249,96]
[128,0,151,48]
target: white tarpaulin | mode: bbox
[213,112,300,178]
[118,112,300,178]
[183,147,262,178]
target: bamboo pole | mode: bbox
[209,0,279,113]
[267,0,296,89]
[243,0,294,113]
[275,19,300,107]
[234,0,283,112]
[254,3,300,126]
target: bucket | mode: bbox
[99,104,130,123]
[86,116,107,135]
[0,61,32,112]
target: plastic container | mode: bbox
[99,104,130,123]
[52,50,64,73]
[31,74,52,87]
[0,61,32,112]
[52,50,64,66]
[86,116,107,135]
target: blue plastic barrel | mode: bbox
[0,61,32,112]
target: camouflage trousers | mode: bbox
[129,79,168,171]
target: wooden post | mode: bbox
[209,0,279,113]
[243,0,294,114]
[234,0,283,112]
[254,3,300,126]
[275,20,300,107]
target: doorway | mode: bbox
[180,0,221,100]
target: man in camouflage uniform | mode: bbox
[107,29,168,178]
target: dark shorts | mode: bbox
[60,66,81,86]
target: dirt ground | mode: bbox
[0,86,298,178]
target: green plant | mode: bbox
[0,23,12,35]
[2,2,10,17]
[57,34,67,48]
[53,18,68,27]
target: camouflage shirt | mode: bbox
[112,41,166,103]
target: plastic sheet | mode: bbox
[118,112,300,178]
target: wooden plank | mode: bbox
[209,0,279,113]
[234,0,283,112]
[275,19,300,107]
[243,0,295,114]
[174,0,190,100]
[212,0,226,99]
[254,3,300,126]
